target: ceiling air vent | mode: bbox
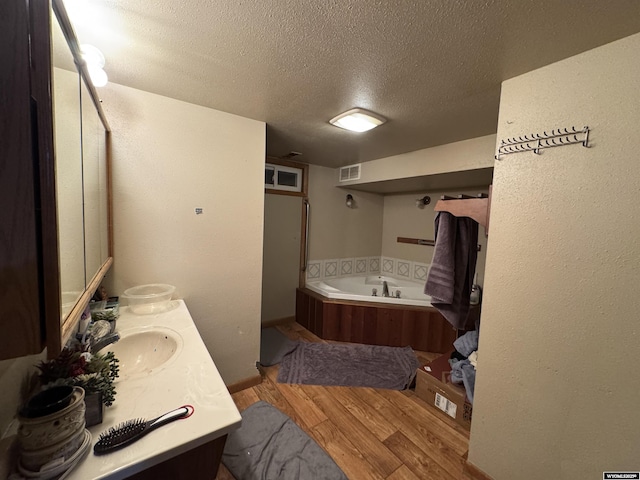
[339,163,361,182]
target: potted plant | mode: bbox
[36,343,119,426]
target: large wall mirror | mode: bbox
[51,0,113,355]
[52,12,84,321]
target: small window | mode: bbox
[265,166,275,186]
[265,163,302,192]
[277,170,298,187]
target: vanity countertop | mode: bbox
[66,300,241,479]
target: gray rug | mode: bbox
[222,401,347,480]
[277,342,419,390]
[260,327,298,366]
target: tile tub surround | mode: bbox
[65,300,241,480]
[307,256,429,283]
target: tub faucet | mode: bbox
[382,281,389,297]
[90,332,120,354]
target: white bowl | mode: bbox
[122,284,175,315]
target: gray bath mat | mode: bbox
[277,341,419,390]
[222,401,347,480]
[260,327,298,366]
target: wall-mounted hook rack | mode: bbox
[495,125,590,160]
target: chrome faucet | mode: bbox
[382,280,389,297]
[87,319,120,354]
[90,332,120,354]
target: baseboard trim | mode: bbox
[227,374,262,394]
[261,316,295,328]
[463,460,493,480]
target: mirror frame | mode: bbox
[50,0,113,358]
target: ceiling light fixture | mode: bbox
[329,108,386,132]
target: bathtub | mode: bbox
[297,276,456,353]
[305,275,433,307]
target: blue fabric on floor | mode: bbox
[222,401,347,480]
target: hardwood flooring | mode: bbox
[215,321,479,480]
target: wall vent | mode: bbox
[339,163,361,182]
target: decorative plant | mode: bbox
[37,343,119,407]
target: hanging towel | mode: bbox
[425,211,478,329]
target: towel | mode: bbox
[425,211,478,329]
[453,329,479,357]
[449,358,477,404]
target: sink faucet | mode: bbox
[86,319,120,354]
[91,332,120,354]
[382,280,389,297]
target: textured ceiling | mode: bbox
[62,0,640,168]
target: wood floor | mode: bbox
[215,321,478,480]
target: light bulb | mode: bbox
[80,44,105,68]
[346,194,354,208]
[88,65,108,87]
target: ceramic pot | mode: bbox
[17,387,85,452]
[19,424,86,471]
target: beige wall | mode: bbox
[308,164,384,260]
[261,194,302,323]
[101,83,265,385]
[469,33,640,478]
[381,189,489,284]
[338,134,496,187]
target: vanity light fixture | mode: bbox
[346,194,354,208]
[329,108,386,132]
[416,195,431,208]
[80,44,108,87]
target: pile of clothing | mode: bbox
[449,329,478,404]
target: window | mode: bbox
[265,163,302,192]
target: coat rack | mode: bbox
[495,125,589,160]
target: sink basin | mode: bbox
[98,326,183,380]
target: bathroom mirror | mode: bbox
[81,79,110,284]
[51,0,113,355]
[52,5,84,321]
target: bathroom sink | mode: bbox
[98,326,183,380]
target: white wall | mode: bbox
[469,33,640,479]
[101,83,265,385]
[338,134,496,187]
[308,164,384,260]
[261,194,302,323]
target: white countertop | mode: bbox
[66,300,241,479]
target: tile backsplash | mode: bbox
[306,256,428,283]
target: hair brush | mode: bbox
[94,405,194,455]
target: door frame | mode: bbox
[264,156,309,288]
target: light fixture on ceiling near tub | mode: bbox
[346,194,354,208]
[416,196,431,208]
[80,44,108,87]
[329,108,386,132]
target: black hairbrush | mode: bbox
[94,405,193,455]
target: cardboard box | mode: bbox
[415,353,473,430]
